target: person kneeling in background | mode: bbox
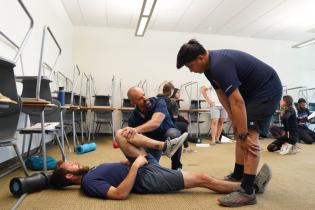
[267,95,299,155]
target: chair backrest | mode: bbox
[189,100,201,122]
[94,95,111,120]
[0,59,21,141]
[28,99,61,125]
[17,76,52,101]
[308,103,315,112]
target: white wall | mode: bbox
[73,26,315,133]
[0,0,73,163]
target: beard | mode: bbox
[72,166,90,176]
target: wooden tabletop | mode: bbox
[61,104,80,110]
[89,106,115,111]
[179,108,210,113]
[21,98,57,107]
[0,94,17,105]
[118,107,135,112]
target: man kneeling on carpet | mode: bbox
[51,131,271,207]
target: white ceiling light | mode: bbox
[135,0,157,37]
[292,38,315,48]
[136,17,149,36]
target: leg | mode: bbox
[182,171,240,193]
[116,129,164,153]
[298,128,313,144]
[115,130,148,158]
[165,128,183,170]
[210,118,219,144]
[215,118,224,141]
[239,129,260,194]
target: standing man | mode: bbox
[176,39,282,207]
[123,86,182,169]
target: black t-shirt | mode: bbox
[204,50,282,103]
[281,107,298,135]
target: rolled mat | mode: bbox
[10,172,52,196]
[76,143,96,154]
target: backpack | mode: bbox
[25,155,57,170]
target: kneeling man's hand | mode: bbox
[122,127,137,139]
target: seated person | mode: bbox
[127,86,182,170]
[157,82,184,169]
[267,95,298,154]
[296,98,315,144]
[170,88,194,153]
[51,130,271,207]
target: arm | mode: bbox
[106,155,148,200]
[215,89,232,118]
[135,112,165,133]
[122,112,165,139]
[226,89,247,134]
[201,85,213,106]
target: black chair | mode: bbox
[0,59,29,178]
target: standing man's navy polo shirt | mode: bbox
[128,97,174,140]
[204,50,282,103]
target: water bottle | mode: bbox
[57,87,65,106]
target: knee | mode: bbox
[241,141,260,157]
[199,173,213,184]
[115,129,125,144]
[166,128,180,138]
[211,119,218,126]
[267,143,278,152]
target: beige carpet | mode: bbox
[1,137,315,210]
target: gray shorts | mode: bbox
[210,106,227,119]
[132,155,184,194]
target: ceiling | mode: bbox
[62,0,315,42]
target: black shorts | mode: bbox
[246,96,281,135]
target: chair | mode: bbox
[308,102,315,130]
[121,98,133,128]
[19,99,67,160]
[0,59,29,178]
[92,95,114,138]
[188,100,205,142]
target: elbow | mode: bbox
[116,192,129,200]
[231,98,245,108]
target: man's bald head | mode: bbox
[127,86,143,100]
[127,86,148,111]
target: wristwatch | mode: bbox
[238,132,249,141]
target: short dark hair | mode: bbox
[176,39,207,69]
[298,98,306,104]
[50,161,72,189]
[171,88,179,99]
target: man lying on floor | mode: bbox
[51,130,271,207]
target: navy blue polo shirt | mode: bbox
[204,50,282,103]
[128,97,174,140]
[81,163,129,199]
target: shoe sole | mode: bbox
[218,198,257,207]
[255,163,272,193]
[167,133,188,158]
